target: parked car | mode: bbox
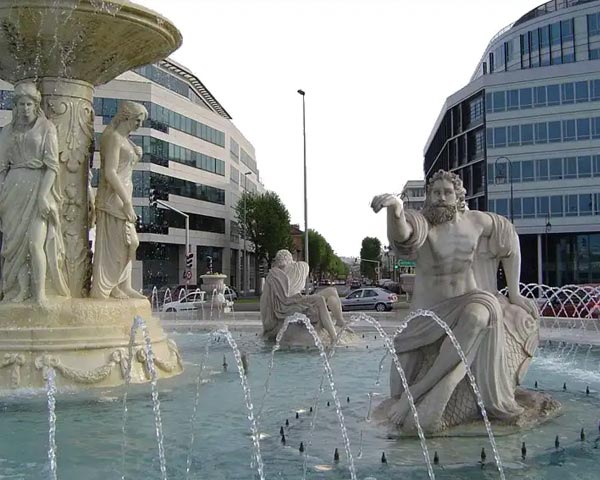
[539,291,600,318]
[341,287,398,312]
[222,285,238,302]
[301,282,315,295]
[350,279,361,289]
[162,290,206,312]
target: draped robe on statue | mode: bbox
[0,116,69,300]
[389,210,538,430]
[261,261,318,340]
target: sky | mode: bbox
[138,0,543,257]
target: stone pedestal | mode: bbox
[200,274,227,293]
[0,299,182,390]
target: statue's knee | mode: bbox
[463,304,489,330]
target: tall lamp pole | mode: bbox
[298,89,309,291]
[544,214,552,285]
[494,156,514,222]
[242,171,251,296]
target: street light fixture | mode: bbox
[494,156,514,223]
[298,89,309,293]
[544,213,552,286]
[242,171,252,296]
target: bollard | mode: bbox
[381,452,387,464]
[279,426,284,436]
[222,355,228,371]
[480,447,486,463]
[563,382,567,391]
[295,412,299,419]
[581,428,586,441]
[433,451,439,465]
[299,442,304,453]
[333,448,340,463]
[281,433,286,445]
[555,435,560,449]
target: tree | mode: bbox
[304,229,348,280]
[235,191,293,292]
[360,236,381,280]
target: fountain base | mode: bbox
[0,298,183,391]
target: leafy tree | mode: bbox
[360,236,381,280]
[235,191,293,292]
[304,229,348,280]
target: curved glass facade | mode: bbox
[424,0,600,286]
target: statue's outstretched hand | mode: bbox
[508,292,538,318]
[370,194,403,214]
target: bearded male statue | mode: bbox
[370,170,545,433]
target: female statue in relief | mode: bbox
[91,100,147,300]
[0,81,69,306]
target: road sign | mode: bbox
[397,260,415,267]
[184,270,192,280]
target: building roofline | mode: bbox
[160,57,232,120]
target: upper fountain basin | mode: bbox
[0,0,182,85]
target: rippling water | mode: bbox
[0,332,599,479]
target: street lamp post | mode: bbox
[242,171,252,296]
[494,156,514,223]
[298,89,309,293]
[544,214,552,285]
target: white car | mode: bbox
[162,290,206,312]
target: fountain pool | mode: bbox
[1,328,599,479]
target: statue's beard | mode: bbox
[422,203,457,226]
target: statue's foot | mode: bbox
[10,292,29,303]
[110,287,128,300]
[35,295,50,311]
[387,394,412,426]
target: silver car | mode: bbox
[341,287,398,312]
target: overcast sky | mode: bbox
[138,0,543,257]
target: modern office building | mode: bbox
[424,0,600,286]
[0,58,264,292]
[401,180,426,211]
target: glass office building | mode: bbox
[424,0,600,286]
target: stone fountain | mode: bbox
[0,0,183,390]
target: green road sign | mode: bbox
[397,260,415,267]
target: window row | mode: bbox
[94,97,225,147]
[240,148,257,172]
[131,171,225,205]
[94,133,225,176]
[488,155,600,184]
[488,193,600,219]
[486,79,600,113]
[488,18,575,74]
[487,116,600,149]
[134,205,225,235]
[230,138,240,163]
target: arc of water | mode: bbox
[382,309,506,480]
[121,316,168,480]
[45,367,58,480]
[349,313,435,480]
[213,327,265,480]
[185,335,213,478]
[151,286,159,312]
[300,321,359,479]
[274,313,357,480]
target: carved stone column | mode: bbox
[38,78,94,298]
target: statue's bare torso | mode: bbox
[414,212,490,306]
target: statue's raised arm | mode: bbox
[371,193,412,245]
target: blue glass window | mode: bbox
[494,127,506,148]
[550,22,561,46]
[493,91,505,112]
[508,125,520,146]
[577,118,590,140]
[561,83,574,104]
[512,198,522,219]
[579,156,592,178]
[519,88,532,109]
[561,19,574,42]
[551,196,563,216]
[567,195,578,216]
[537,197,549,216]
[548,121,561,143]
[535,122,548,143]
[592,117,600,139]
[580,194,593,215]
[565,157,577,179]
[562,119,576,141]
[521,124,534,145]
[534,86,547,107]
[588,13,600,37]
[576,81,589,103]
[592,80,600,101]
[523,197,536,218]
[536,158,549,180]
[522,160,534,182]
[547,84,560,105]
[507,90,519,110]
[496,198,508,217]
[549,158,563,180]
[594,155,600,177]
